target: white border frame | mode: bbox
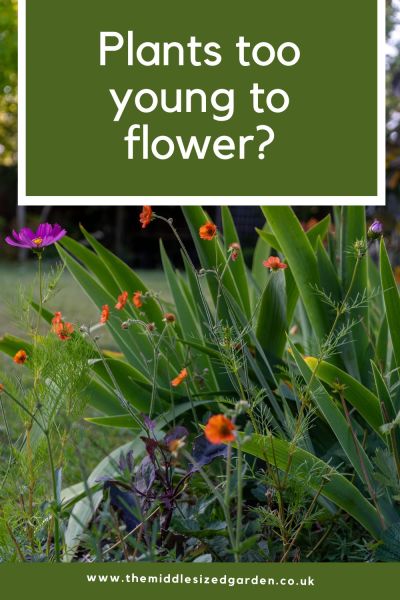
[17,0,386,207]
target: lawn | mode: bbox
[0,260,169,485]
[0,260,170,343]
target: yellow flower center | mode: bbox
[32,237,43,246]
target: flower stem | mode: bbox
[215,255,231,324]
[36,252,43,336]
[235,439,243,561]
[224,443,232,508]
[283,254,363,488]
[45,431,61,562]
[183,450,237,560]
[3,387,62,561]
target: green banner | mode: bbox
[22,0,380,200]
[0,563,399,598]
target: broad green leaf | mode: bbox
[174,255,236,394]
[160,241,202,341]
[181,252,212,329]
[82,378,122,415]
[176,337,236,394]
[316,237,341,304]
[59,236,121,299]
[261,207,329,341]
[290,343,377,485]
[79,226,165,329]
[339,207,370,380]
[285,268,299,327]
[63,231,176,381]
[368,254,384,311]
[252,220,270,289]
[30,301,57,326]
[236,433,382,539]
[304,357,383,435]
[182,206,245,318]
[221,206,251,317]
[257,215,331,327]
[86,398,222,429]
[380,238,400,374]
[255,228,279,251]
[257,214,331,255]
[305,215,331,247]
[177,270,197,315]
[85,414,140,428]
[376,316,389,373]
[221,288,285,427]
[0,334,32,359]
[89,358,155,412]
[176,337,222,361]
[89,357,178,412]
[60,482,101,510]
[57,245,152,372]
[371,362,400,466]
[371,361,397,424]
[256,270,287,359]
[63,435,150,561]
[160,241,219,388]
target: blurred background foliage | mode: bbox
[0,0,17,167]
[387,0,400,210]
[0,0,399,264]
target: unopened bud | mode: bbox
[368,219,383,240]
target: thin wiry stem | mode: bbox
[0,395,14,490]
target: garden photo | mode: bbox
[1,205,400,563]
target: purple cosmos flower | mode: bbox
[5,223,67,250]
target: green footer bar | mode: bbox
[0,564,399,598]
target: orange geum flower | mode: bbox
[199,222,217,241]
[52,311,63,325]
[13,350,28,365]
[139,206,153,229]
[115,291,128,310]
[205,414,236,445]
[100,304,110,324]
[263,256,288,272]
[53,321,74,341]
[51,311,74,340]
[51,312,63,334]
[133,291,143,308]
[171,368,188,387]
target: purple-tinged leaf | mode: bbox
[190,435,227,472]
[104,482,141,531]
[135,455,156,495]
[164,426,189,445]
